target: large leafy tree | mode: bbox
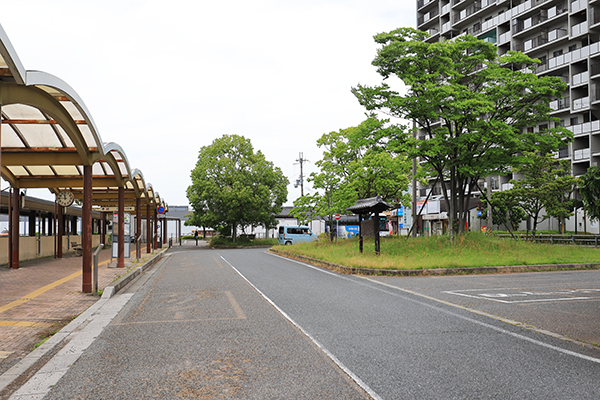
[352,28,572,241]
[186,134,288,241]
[579,166,600,222]
[508,152,577,236]
[291,118,411,236]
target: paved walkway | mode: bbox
[0,246,161,375]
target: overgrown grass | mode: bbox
[209,236,278,248]
[272,232,600,270]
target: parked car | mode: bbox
[278,225,318,245]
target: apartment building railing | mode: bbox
[558,147,569,158]
[418,6,439,26]
[572,71,588,86]
[591,8,600,26]
[550,96,570,111]
[514,28,567,53]
[454,0,481,23]
[569,120,600,136]
[574,148,591,160]
[592,85,600,103]
[573,96,590,111]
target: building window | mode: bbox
[569,44,577,52]
[571,117,579,125]
[553,49,563,57]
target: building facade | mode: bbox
[416,0,600,233]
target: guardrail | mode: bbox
[496,233,600,247]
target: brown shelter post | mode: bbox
[146,203,152,253]
[10,188,19,269]
[153,210,158,249]
[57,204,64,258]
[136,197,141,260]
[82,165,93,293]
[117,186,125,268]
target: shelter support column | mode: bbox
[136,197,141,260]
[153,210,158,249]
[82,165,92,293]
[118,186,125,268]
[146,203,151,253]
[11,188,19,269]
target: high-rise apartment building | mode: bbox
[416,0,599,233]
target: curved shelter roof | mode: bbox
[0,24,164,213]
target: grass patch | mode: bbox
[31,316,77,351]
[272,232,600,270]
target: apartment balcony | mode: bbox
[571,0,588,14]
[514,28,568,53]
[417,0,437,10]
[572,71,589,86]
[558,147,570,158]
[572,20,589,37]
[574,148,591,161]
[569,120,600,136]
[550,96,570,111]
[512,3,567,36]
[591,8,600,27]
[573,96,590,111]
[418,7,439,27]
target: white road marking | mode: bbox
[443,288,598,303]
[267,252,600,365]
[221,254,384,400]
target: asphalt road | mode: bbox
[24,246,600,399]
[39,246,370,400]
[221,248,600,399]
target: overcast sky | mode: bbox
[1,1,415,207]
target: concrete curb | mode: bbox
[0,247,168,395]
[101,248,168,299]
[268,248,600,276]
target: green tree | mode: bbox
[291,118,411,238]
[352,28,572,241]
[480,189,526,234]
[186,135,288,241]
[579,166,600,222]
[509,152,577,236]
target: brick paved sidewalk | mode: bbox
[0,247,159,374]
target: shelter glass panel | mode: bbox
[7,166,28,176]
[56,125,74,147]
[1,125,26,147]
[3,104,45,120]
[17,124,62,147]
[59,101,84,120]
[78,125,96,147]
[26,166,54,176]
[54,166,80,175]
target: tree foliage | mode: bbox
[507,152,577,236]
[291,118,411,236]
[186,135,288,241]
[352,28,572,240]
[578,166,600,222]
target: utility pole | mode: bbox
[294,152,308,197]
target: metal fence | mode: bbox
[496,233,600,247]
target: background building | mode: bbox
[416,0,600,234]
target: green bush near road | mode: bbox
[272,233,600,270]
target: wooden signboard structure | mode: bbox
[347,196,393,255]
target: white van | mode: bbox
[278,225,318,245]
